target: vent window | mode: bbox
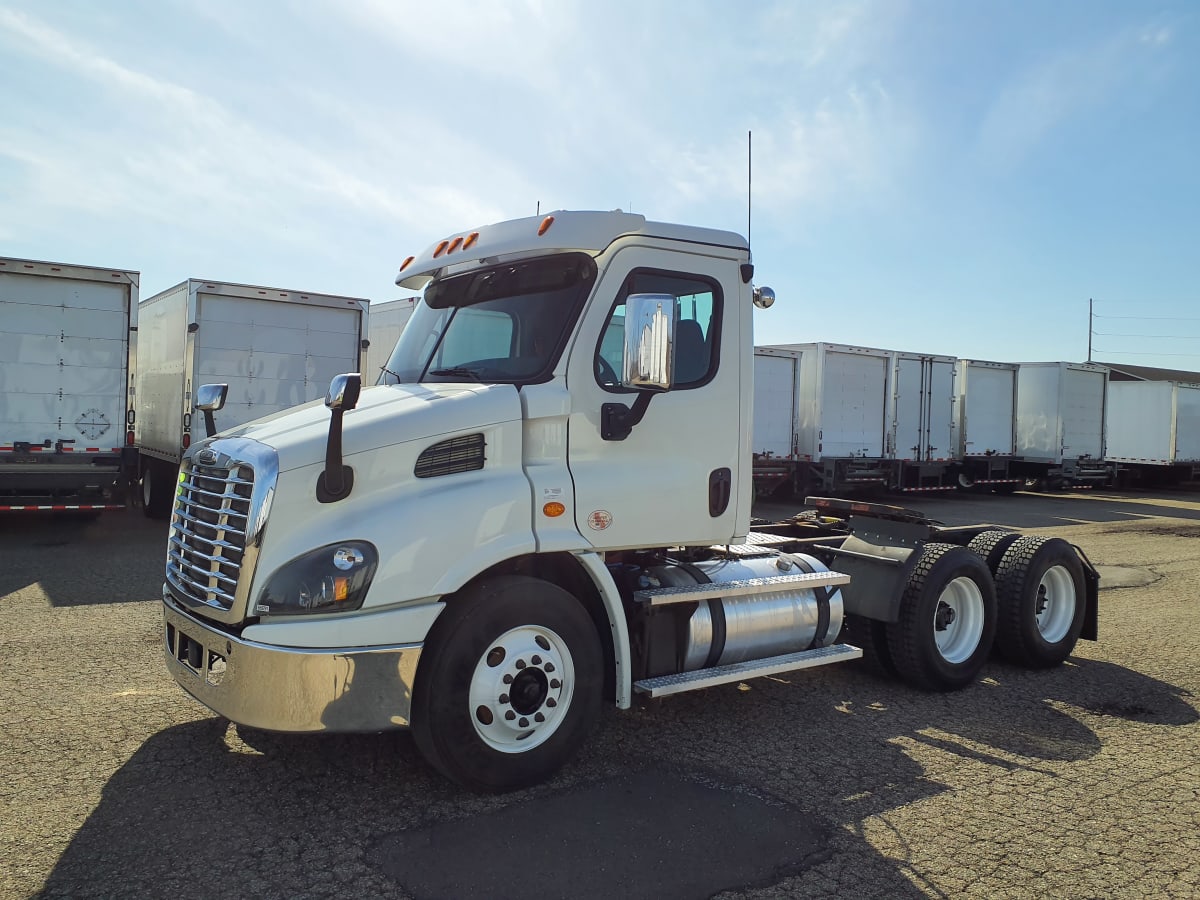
[415,433,486,478]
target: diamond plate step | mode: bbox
[634,571,850,607]
[633,644,863,698]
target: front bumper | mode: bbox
[162,589,423,732]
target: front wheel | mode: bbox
[886,543,997,691]
[141,460,174,519]
[411,575,603,791]
[993,536,1086,668]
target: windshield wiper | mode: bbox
[429,366,485,383]
[380,366,402,383]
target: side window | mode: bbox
[595,270,720,390]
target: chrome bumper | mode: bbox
[162,589,422,733]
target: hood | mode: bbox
[201,382,523,473]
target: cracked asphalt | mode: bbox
[2,489,1198,899]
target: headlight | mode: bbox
[255,542,379,616]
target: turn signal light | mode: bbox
[543,501,566,518]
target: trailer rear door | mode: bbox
[194,294,363,430]
[752,353,796,458]
[1062,367,1106,459]
[821,349,886,457]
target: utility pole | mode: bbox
[1087,298,1093,363]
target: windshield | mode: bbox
[380,253,597,385]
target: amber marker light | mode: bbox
[543,501,566,518]
[537,215,555,236]
[398,256,415,272]
[447,236,463,253]
[433,240,450,258]
[463,232,479,249]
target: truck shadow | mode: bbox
[0,510,166,606]
[38,657,1195,899]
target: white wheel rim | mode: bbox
[933,576,986,664]
[1035,565,1076,643]
[468,625,574,753]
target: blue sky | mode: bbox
[2,1,1197,368]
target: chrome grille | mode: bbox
[166,459,254,610]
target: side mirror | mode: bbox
[195,383,229,438]
[601,294,675,441]
[620,293,677,392]
[326,373,362,411]
[318,373,362,502]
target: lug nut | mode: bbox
[505,710,516,721]
[518,717,529,728]
[515,659,527,670]
[534,713,545,723]
[531,655,542,665]
[499,693,509,704]
[502,674,513,684]
[546,698,557,708]
[544,663,555,673]
[549,679,561,689]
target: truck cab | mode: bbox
[162,210,1096,791]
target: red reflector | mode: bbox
[182,434,191,450]
[126,431,135,446]
[851,503,870,513]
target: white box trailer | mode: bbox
[136,279,369,516]
[0,256,138,512]
[1014,361,1111,487]
[951,359,1022,491]
[758,342,893,493]
[751,347,800,496]
[365,296,417,383]
[886,349,958,492]
[1106,380,1200,485]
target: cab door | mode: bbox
[564,246,744,549]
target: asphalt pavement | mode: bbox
[2,490,1198,898]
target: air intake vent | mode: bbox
[415,433,486,478]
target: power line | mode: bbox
[1092,331,1200,339]
[1093,313,1200,322]
[1091,347,1200,359]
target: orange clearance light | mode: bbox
[398,255,415,272]
[433,240,449,258]
[447,236,463,253]
[543,501,566,518]
[333,578,350,602]
[537,215,555,236]
[463,232,479,249]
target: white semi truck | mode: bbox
[160,211,1099,791]
[0,256,139,513]
[135,279,370,517]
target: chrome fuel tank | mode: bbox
[649,554,845,671]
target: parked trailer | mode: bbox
[886,349,958,493]
[365,297,418,384]
[0,256,138,513]
[1014,361,1111,489]
[751,347,801,497]
[135,279,369,516]
[1106,380,1200,486]
[757,342,894,494]
[160,210,1100,791]
[951,359,1023,493]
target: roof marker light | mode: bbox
[447,236,463,253]
[463,232,479,249]
[537,215,555,236]
[399,256,415,272]
[433,240,449,258]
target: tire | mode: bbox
[967,530,1021,576]
[141,460,174,520]
[841,613,896,678]
[411,575,603,791]
[886,543,997,691]
[993,536,1086,668]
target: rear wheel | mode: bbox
[141,460,174,519]
[993,536,1086,667]
[967,529,1021,576]
[886,544,997,691]
[411,575,603,791]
